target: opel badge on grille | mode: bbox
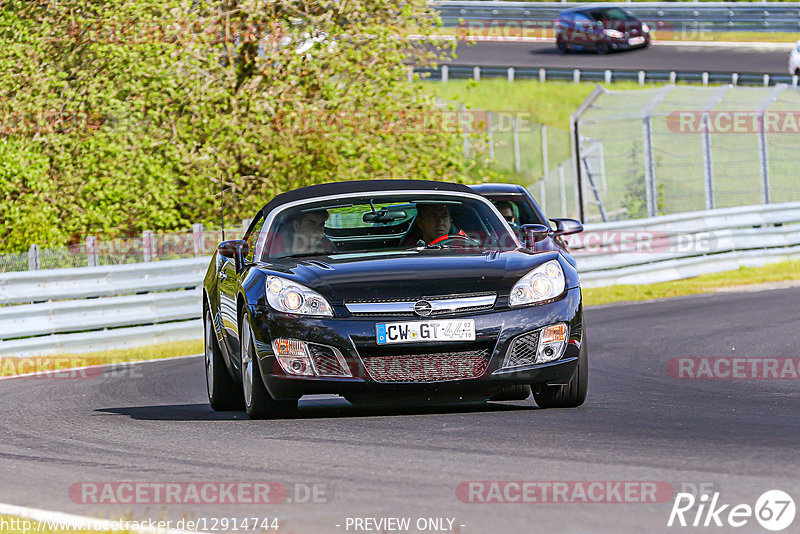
[413,300,433,317]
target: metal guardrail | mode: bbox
[574,202,800,286]
[415,65,798,87]
[436,1,800,32]
[1,202,798,355]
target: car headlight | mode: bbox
[604,29,625,38]
[266,276,333,316]
[509,260,566,306]
[642,23,650,33]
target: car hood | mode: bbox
[258,250,566,303]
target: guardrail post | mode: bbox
[638,71,645,86]
[793,75,798,88]
[192,223,205,256]
[669,71,677,84]
[507,67,515,82]
[539,68,546,83]
[142,231,154,262]
[573,69,580,84]
[702,72,709,86]
[763,74,770,87]
[407,66,414,83]
[473,66,480,82]
[86,236,98,267]
[27,244,40,271]
[732,73,739,86]
[604,70,612,84]
[441,65,448,84]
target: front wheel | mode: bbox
[240,310,298,419]
[532,335,588,408]
[205,308,244,411]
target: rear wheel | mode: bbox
[532,336,588,408]
[240,310,298,419]
[205,308,244,411]
[556,38,568,53]
[595,42,609,55]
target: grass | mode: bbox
[583,259,800,306]
[0,339,203,378]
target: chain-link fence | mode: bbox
[574,84,800,223]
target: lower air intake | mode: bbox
[307,344,350,377]
[360,347,490,383]
[504,331,540,368]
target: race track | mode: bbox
[1,287,798,533]
[448,41,791,75]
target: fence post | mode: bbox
[642,116,657,218]
[441,65,449,84]
[701,114,715,210]
[487,111,495,163]
[142,231,154,262]
[407,65,414,83]
[513,117,521,173]
[27,244,40,271]
[539,179,546,215]
[192,223,205,256]
[86,236,98,267]
[461,104,469,158]
[559,165,568,218]
[541,125,549,178]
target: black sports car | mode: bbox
[203,179,587,418]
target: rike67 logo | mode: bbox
[668,490,795,531]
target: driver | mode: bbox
[401,203,466,247]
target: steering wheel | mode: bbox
[428,233,481,247]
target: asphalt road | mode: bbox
[447,41,791,75]
[1,287,799,533]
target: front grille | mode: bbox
[359,345,491,382]
[504,331,540,368]
[307,344,350,377]
[345,292,496,317]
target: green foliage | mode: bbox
[0,0,477,251]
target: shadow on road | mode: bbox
[96,399,536,421]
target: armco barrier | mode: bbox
[436,1,800,33]
[1,202,798,356]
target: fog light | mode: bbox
[272,338,314,376]
[536,323,568,363]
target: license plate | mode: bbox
[629,36,645,46]
[376,319,476,345]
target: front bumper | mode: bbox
[248,288,583,401]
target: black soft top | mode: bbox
[259,179,476,216]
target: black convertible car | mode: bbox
[203,179,587,418]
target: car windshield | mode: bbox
[587,8,637,21]
[256,192,519,260]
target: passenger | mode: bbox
[288,209,335,255]
[493,200,517,225]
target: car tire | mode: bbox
[240,309,298,420]
[556,38,568,53]
[205,308,244,411]
[595,43,609,55]
[490,385,531,401]
[532,336,588,408]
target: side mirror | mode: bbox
[550,218,584,236]
[218,239,249,272]
[520,224,550,249]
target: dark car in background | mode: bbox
[203,180,588,419]
[555,6,650,54]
